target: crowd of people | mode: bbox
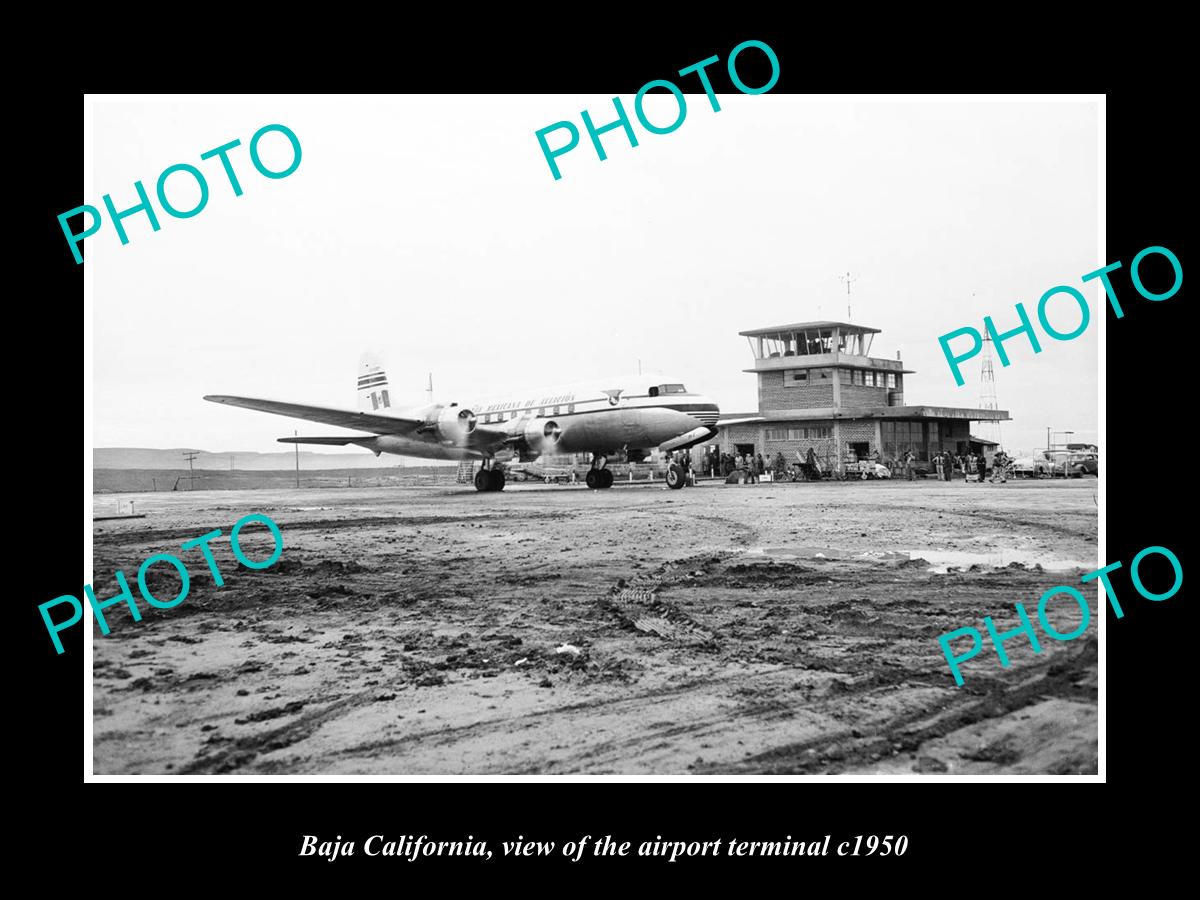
[689,446,827,483]
[930,449,1009,481]
[685,445,1011,483]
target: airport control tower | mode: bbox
[707,320,1010,473]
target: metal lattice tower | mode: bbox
[978,326,1002,447]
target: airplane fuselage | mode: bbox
[368,373,720,462]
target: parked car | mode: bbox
[1067,452,1098,477]
[1011,456,1037,478]
[1013,450,1071,477]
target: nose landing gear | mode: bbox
[665,463,686,489]
[585,455,614,489]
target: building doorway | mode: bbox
[735,443,756,457]
[849,441,870,460]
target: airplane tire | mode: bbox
[489,469,505,491]
[600,468,614,489]
[474,470,491,492]
[666,463,685,490]
[586,470,600,489]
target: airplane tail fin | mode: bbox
[357,352,391,411]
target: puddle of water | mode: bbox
[743,546,1094,573]
[913,548,1094,574]
[745,547,908,562]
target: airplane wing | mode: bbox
[276,436,364,445]
[204,395,423,434]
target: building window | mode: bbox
[887,373,897,389]
[853,370,864,386]
[789,370,808,383]
[764,426,832,441]
[838,369,851,384]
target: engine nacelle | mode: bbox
[523,418,563,453]
[425,404,476,444]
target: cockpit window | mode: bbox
[658,383,686,394]
[649,386,659,397]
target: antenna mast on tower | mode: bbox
[838,272,858,321]
[426,373,434,405]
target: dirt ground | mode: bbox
[90,477,1099,775]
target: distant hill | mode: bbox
[93,447,452,471]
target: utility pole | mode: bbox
[182,451,199,491]
[294,430,300,488]
[426,373,434,405]
[838,272,858,321]
[638,358,642,375]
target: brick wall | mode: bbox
[758,370,834,411]
[762,418,837,468]
[763,437,838,468]
[838,385,890,409]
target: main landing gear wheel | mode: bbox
[474,467,506,492]
[666,463,686,490]
[600,469,613,488]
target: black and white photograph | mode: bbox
[83,92,1102,778]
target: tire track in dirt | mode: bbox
[700,637,1097,773]
[313,666,794,770]
[882,504,1094,541]
[94,511,579,549]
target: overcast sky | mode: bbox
[91,96,1098,457]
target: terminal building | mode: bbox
[701,321,1009,474]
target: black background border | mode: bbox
[19,23,1187,885]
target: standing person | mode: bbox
[756,453,765,477]
[774,451,786,480]
[933,451,944,482]
[991,450,1008,483]
[904,449,915,481]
